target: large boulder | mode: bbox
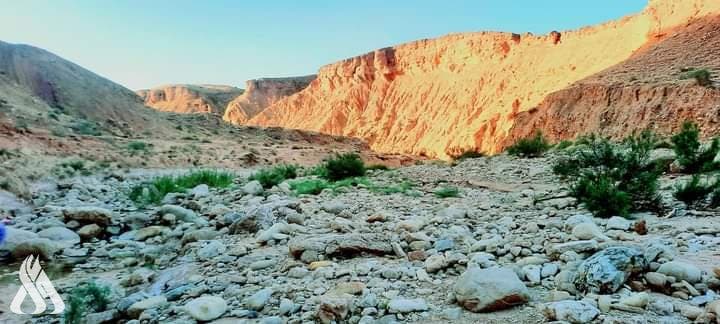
[11,238,59,260]
[454,267,530,312]
[288,233,393,263]
[37,227,80,247]
[1,227,39,252]
[573,246,647,293]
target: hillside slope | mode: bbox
[506,14,720,146]
[137,84,243,115]
[223,76,315,124]
[0,40,164,135]
[247,0,720,158]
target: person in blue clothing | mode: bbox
[0,221,5,245]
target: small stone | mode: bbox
[407,250,427,261]
[657,261,703,284]
[620,292,649,308]
[424,254,447,273]
[317,293,354,324]
[246,288,273,311]
[309,261,333,271]
[279,298,295,315]
[606,216,632,230]
[548,290,573,302]
[184,296,227,321]
[387,298,428,313]
[454,267,530,312]
[644,272,668,287]
[242,180,264,195]
[63,207,113,226]
[127,296,167,318]
[77,224,103,239]
[572,223,609,241]
[541,263,559,278]
[679,304,703,320]
[541,301,600,323]
[522,265,541,285]
[648,299,674,315]
[433,239,454,252]
[598,295,612,312]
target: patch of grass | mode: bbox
[554,131,661,218]
[555,140,574,151]
[434,186,460,198]
[71,120,101,136]
[507,131,552,158]
[371,181,415,195]
[671,121,720,173]
[317,153,366,181]
[129,170,234,205]
[674,175,718,205]
[680,68,712,87]
[290,179,329,195]
[249,164,298,189]
[64,281,111,324]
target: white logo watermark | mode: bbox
[9,255,65,315]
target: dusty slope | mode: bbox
[506,14,720,146]
[137,84,243,115]
[223,76,315,124]
[247,0,720,158]
[0,40,166,135]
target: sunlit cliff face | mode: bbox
[244,0,720,159]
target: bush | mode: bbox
[249,165,298,189]
[64,282,111,324]
[319,153,366,181]
[434,186,460,198]
[674,175,718,205]
[555,140,574,151]
[129,170,234,205]
[290,179,329,195]
[507,131,552,158]
[127,141,149,151]
[553,131,661,217]
[671,121,720,173]
[680,68,712,87]
[450,149,485,160]
[71,120,101,136]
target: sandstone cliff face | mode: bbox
[137,84,243,115]
[223,76,315,124]
[247,0,720,158]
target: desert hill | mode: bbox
[0,40,165,136]
[243,0,720,159]
[137,84,243,115]
[223,76,315,124]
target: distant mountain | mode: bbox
[0,40,166,136]
[137,84,243,115]
[223,76,315,124]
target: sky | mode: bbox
[0,1,647,90]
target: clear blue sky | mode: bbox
[0,1,647,90]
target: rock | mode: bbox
[424,254,447,273]
[620,292,649,308]
[708,300,720,317]
[190,184,210,198]
[279,298,295,315]
[598,295,612,312]
[127,296,167,318]
[433,239,454,252]
[548,240,599,257]
[37,227,80,247]
[158,205,205,225]
[181,229,220,245]
[11,238,58,260]
[606,216,632,231]
[317,293,353,324]
[288,233,393,262]
[242,180,264,195]
[548,290,573,302]
[134,226,168,241]
[77,224,103,239]
[645,272,668,287]
[387,298,428,313]
[573,247,647,293]
[657,261,703,284]
[541,301,600,323]
[679,304,703,320]
[321,201,348,214]
[522,264,541,285]
[648,299,674,315]
[184,296,227,321]
[643,239,677,262]
[564,214,593,231]
[1,227,39,252]
[63,207,113,226]
[197,240,226,260]
[454,267,530,312]
[572,223,609,241]
[246,288,273,311]
[541,263,559,278]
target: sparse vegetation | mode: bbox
[127,141,149,152]
[129,170,234,205]
[290,179,330,195]
[434,186,460,198]
[555,140,574,151]
[554,131,661,218]
[63,281,111,324]
[316,153,366,181]
[249,164,298,189]
[671,121,720,173]
[507,131,552,158]
[367,164,390,171]
[680,68,712,87]
[450,149,485,160]
[71,120,102,136]
[674,175,718,205]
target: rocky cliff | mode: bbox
[137,84,243,115]
[246,0,720,158]
[223,76,315,124]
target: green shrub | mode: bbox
[319,153,366,181]
[71,120,101,136]
[290,179,329,195]
[671,121,720,173]
[554,131,661,217]
[64,282,111,324]
[507,131,552,158]
[371,181,414,195]
[127,141,149,151]
[555,140,574,150]
[450,149,485,160]
[129,170,234,205]
[434,186,460,198]
[249,164,298,189]
[680,68,712,87]
[674,175,718,205]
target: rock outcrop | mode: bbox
[223,76,315,124]
[245,0,720,158]
[137,84,243,115]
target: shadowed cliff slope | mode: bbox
[223,76,315,124]
[246,0,720,158]
[137,84,243,115]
